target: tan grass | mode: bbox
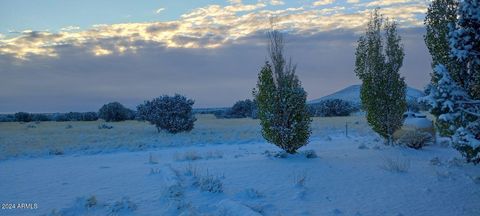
[0,114,368,160]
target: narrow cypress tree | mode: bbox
[424,0,460,79]
[253,30,311,154]
[354,9,407,145]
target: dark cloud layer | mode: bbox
[0,27,431,113]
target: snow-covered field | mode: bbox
[1,115,479,216]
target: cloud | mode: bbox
[60,26,80,32]
[155,8,165,14]
[228,0,242,4]
[312,0,335,7]
[0,1,433,112]
[0,0,428,60]
[0,27,431,112]
[364,0,417,7]
[269,0,285,5]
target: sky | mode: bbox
[0,0,432,113]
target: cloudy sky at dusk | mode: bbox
[0,0,432,113]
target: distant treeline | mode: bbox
[0,112,102,122]
[0,97,378,123]
[208,98,362,119]
[0,102,136,123]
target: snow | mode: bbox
[1,116,479,215]
[404,117,433,129]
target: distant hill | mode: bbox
[309,84,424,105]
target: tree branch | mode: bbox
[460,108,480,117]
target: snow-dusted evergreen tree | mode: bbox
[422,63,480,163]
[449,0,480,99]
[420,64,471,135]
[447,0,480,163]
[355,9,407,145]
[423,0,466,135]
[421,0,480,163]
[137,94,196,134]
[253,30,311,154]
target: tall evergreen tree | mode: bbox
[422,0,480,163]
[449,0,480,99]
[423,0,465,135]
[355,9,407,145]
[424,0,460,80]
[449,0,480,164]
[253,30,311,154]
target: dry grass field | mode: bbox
[0,114,370,160]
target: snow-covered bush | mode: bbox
[175,151,202,161]
[137,94,196,134]
[195,174,223,193]
[244,188,264,199]
[109,197,137,214]
[380,157,410,173]
[302,150,318,158]
[354,9,407,145]
[49,148,64,155]
[293,171,307,187]
[253,30,311,154]
[46,195,138,216]
[15,112,32,122]
[205,150,223,159]
[398,130,433,149]
[453,120,480,164]
[84,196,97,208]
[98,102,131,122]
[309,99,356,117]
[98,124,113,129]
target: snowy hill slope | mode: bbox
[309,84,424,105]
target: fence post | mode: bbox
[345,121,348,137]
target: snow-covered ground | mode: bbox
[1,115,479,216]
